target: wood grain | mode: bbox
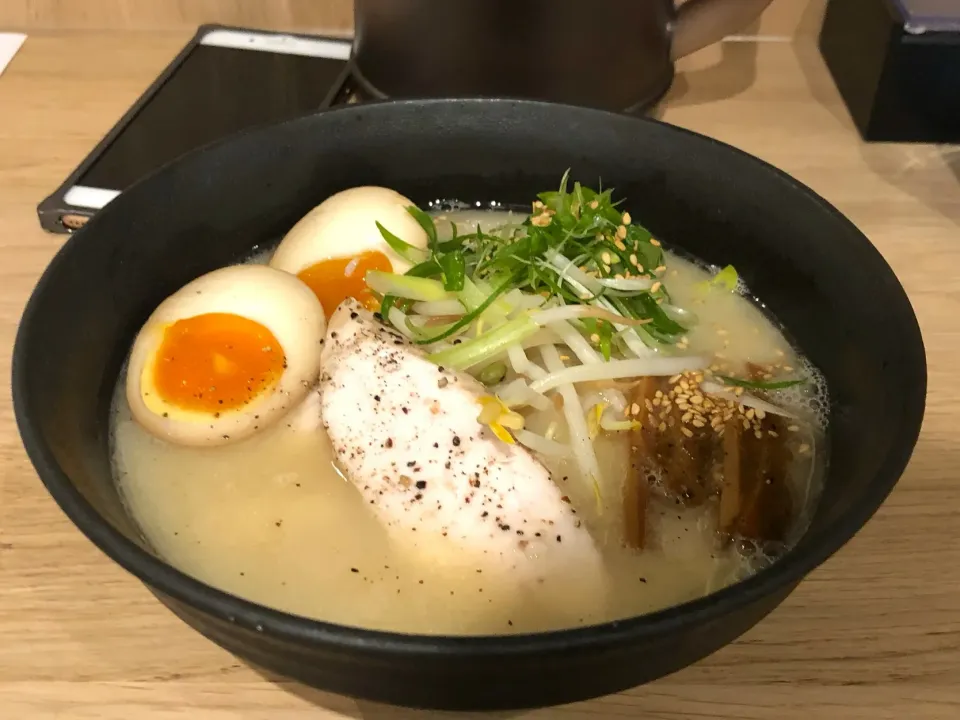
[2,6,959,720]
[0,0,353,33]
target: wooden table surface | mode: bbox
[2,14,960,720]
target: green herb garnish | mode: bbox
[375,170,686,347]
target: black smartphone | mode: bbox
[38,25,352,233]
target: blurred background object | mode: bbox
[820,0,960,143]
[0,32,26,76]
[351,0,773,112]
[0,0,803,35]
[3,0,774,113]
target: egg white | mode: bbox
[269,186,429,277]
[125,264,326,447]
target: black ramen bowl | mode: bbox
[13,99,926,711]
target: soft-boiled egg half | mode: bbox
[126,265,326,447]
[270,186,428,317]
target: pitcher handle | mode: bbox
[671,0,775,59]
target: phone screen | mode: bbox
[77,39,348,193]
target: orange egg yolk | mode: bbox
[296,251,392,317]
[152,313,285,413]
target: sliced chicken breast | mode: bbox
[318,299,607,601]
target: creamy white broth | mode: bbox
[112,209,824,635]
[114,389,747,633]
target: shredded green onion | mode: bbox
[374,221,428,264]
[374,172,689,348]
[427,314,539,369]
[478,361,508,385]
[698,264,739,293]
[365,271,451,302]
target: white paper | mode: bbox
[0,33,26,77]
